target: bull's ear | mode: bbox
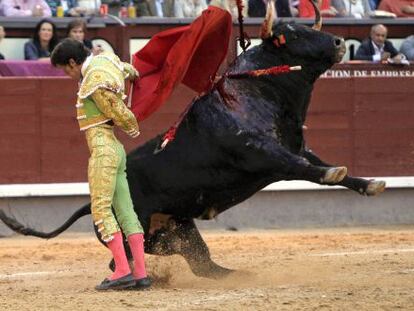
[260,0,275,39]
[309,0,322,31]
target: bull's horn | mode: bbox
[260,0,276,39]
[309,0,322,31]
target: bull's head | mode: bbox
[260,0,345,65]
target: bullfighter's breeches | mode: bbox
[85,125,143,243]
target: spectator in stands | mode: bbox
[354,24,405,64]
[67,19,91,50]
[276,0,293,16]
[299,0,338,18]
[134,0,174,17]
[174,0,208,17]
[46,0,87,16]
[290,0,299,16]
[378,0,414,17]
[332,0,372,18]
[24,19,59,61]
[2,0,52,16]
[368,0,380,10]
[209,0,245,18]
[0,26,5,60]
[249,0,296,17]
[67,18,103,55]
[76,0,101,15]
[400,35,414,61]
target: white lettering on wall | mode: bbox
[320,69,414,78]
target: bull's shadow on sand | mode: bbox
[0,7,386,280]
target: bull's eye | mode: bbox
[334,38,342,47]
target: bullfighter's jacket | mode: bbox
[77,52,139,137]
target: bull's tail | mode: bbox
[0,203,91,239]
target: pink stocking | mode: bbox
[127,233,148,279]
[106,231,131,280]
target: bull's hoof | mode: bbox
[321,166,347,184]
[192,263,234,279]
[365,180,386,196]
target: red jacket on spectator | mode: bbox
[299,0,331,17]
[379,0,414,17]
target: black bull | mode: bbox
[0,22,385,279]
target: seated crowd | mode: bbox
[0,0,413,61]
[0,18,100,61]
[0,0,413,18]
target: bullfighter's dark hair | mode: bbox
[51,38,89,66]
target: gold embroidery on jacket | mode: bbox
[91,89,139,137]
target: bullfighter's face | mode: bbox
[57,58,82,80]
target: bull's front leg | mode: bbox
[253,141,348,185]
[145,215,233,279]
[302,149,385,196]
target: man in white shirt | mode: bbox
[354,24,405,63]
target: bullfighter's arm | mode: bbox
[91,88,140,138]
[122,62,139,81]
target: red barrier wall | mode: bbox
[307,76,414,177]
[0,77,193,183]
[1,72,413,183]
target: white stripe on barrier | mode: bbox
[0,177,413,198]
[0,183,90,198]
[262,176,414,191]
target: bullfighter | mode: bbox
[51,38,150,291]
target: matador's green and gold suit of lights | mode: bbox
[77,52,143,242]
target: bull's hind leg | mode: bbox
[146,215,232,279]
[302,149,385,195]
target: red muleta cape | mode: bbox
[131,6,232,121]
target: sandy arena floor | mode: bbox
[1,227,414,310]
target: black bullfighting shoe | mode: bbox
[134,277,152,290]
[95,273,135,291]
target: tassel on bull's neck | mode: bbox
[226,65,302,79]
